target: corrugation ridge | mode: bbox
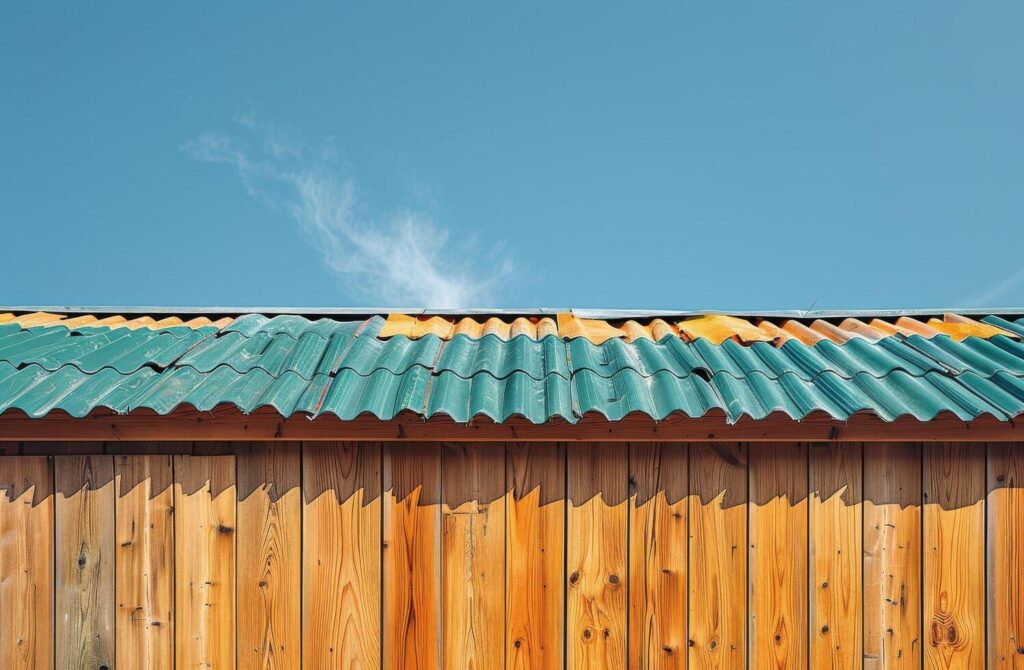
[2,367,1022,424]
[14,336,1024,396]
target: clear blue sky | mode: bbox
[3,3,1022,310]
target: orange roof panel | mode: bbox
[677,314,773,344]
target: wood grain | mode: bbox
[567,442,627,670]
[989,442,1024,669]
[115,454,175,670]
[629,442,687,670]
[237,442,301,669]
[863,443,922,670]
[809,443,862,669]
[174,454,236,669]
[0,455,54,669]
[304,441,382,669]
[923,443,984,670]
[688,443,747,670]
[507,442,565,670]
[55,455,115,669]
[384,442,441,670]
[749,442,808,670]
[442,442,505,669]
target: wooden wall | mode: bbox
[0,441,1021,670]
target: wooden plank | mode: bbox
[923,443,984,670]
[809,443,863,669]
[174,454,236,669]
[6,406,1024,443]
[506,442,565,670]
[988,443,1024,668]
[749,442,808,670]
[688,443,747,670]
[115,454,175,670]
[304,441,382,668]
[384,442,441,670]
[629,442,687,669]
[55,455,115,669]
[988,442,1024,669]
[567,442,627,670]
[442,443,505,668]
[863,443,922,670]
[237,442,301,669]
[0,455,54,669]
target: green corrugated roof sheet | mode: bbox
[2,314,1024,424]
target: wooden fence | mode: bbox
[0,441,1021,669]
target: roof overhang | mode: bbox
[1,406,1020,442]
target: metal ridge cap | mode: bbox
[2,305,1024,320]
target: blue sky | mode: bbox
[3,3,1022,310]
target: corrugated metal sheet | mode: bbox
[1,310,1024,424]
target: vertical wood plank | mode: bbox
[174,454,236,669]
[237,442,301,669]
[56,455,115,669]
[689,443,747,670]
[116,454,175,670]
[0,455,54,669]
[304,441,382,668]
[988,442,1024,669]
[384,442,441,670]
[507,442,565,670]
[809,443,862,669]
[442,443,505,668]
[629,442,687,670]
[567,442,627,670]
[749,442,808,670]
[863,443,922,670]
[923,443,984,670]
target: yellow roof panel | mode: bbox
[677,314,774,344]
[556,312,628,343]
[927,314,1017,341]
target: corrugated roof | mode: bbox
[2,309,1024,424]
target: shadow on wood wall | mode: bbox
[0,441,1018,512]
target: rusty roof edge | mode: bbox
[3,305,1024,320]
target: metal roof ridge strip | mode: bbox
[10,305,1024,318]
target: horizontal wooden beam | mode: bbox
[0,407,1021,442]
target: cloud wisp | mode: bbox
[183,120,514,308]
[962,268,1024,307]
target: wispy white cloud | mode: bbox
[962,269,1024,307]
[183,118,515,308]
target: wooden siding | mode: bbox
[0,441,1021,669]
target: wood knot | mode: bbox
[568,572,579,586]
[608,574,619,585]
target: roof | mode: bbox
[2,308,1024,425]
